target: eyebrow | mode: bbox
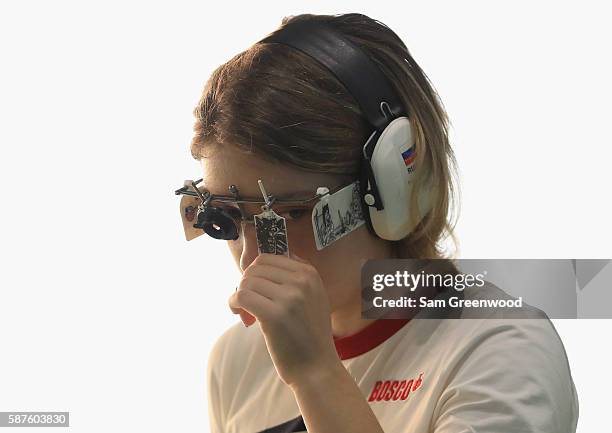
[253,190,315,200]
[176,178,350,202]
[210,190,317,202]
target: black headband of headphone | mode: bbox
[258,20,406,132]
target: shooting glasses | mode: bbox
[175,178,356,247]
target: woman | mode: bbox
[178,13,578,433]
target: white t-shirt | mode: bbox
[206,282,579,433]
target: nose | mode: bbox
[239,221,259,272]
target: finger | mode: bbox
[239,309,256,327]
[229,287,277,324]
[231,278,282,325]
[251,252,311,273]
[238,275,287,303]
[243,263,296,286]
[228,294,257,325]
[229,302,256,326]
[231,286,256,325]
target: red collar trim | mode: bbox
[333,318,410,360]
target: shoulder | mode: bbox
[446,281,576,398]
[452,282,573,369]
[207,321,273,389]
[428,282,579,432]
[207,321,267,381]
[460,279,548,319]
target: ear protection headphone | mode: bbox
[259,19,433,241]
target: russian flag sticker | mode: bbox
[401,145,416,171]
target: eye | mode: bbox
[278,208,308,221]
[220,207,242,220]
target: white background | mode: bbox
[0,1,610,432]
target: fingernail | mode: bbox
[239,310,254,327]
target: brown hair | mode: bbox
[190,13,460,259]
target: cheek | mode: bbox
[312,251,363,310]
[305,227,372,306]
[284,221,343,282]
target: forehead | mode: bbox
[200,144,349,198]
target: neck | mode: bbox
[330,299,373,338]
[330,240,400,338]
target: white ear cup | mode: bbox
[367,117,432,240]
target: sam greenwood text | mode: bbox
[373,296,524,309]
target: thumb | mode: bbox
[231,286,256,326]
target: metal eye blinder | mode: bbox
[175,179,339,241]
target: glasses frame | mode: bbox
[175,178,351,205]
[175,178,357,230]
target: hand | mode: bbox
[228,253,342,387]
